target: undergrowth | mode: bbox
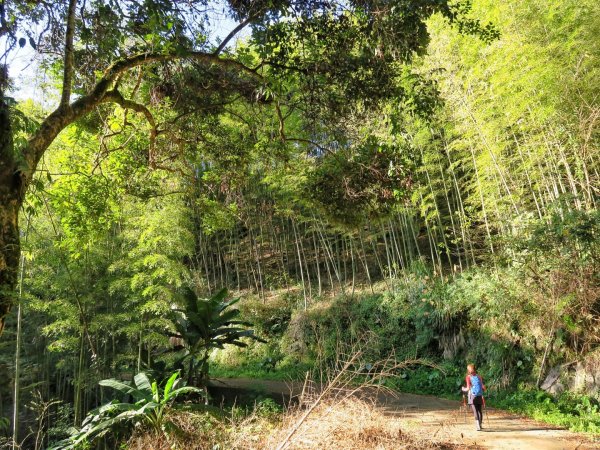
[211,249,600,436]
[492,389,600,434]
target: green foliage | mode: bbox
[210,347,313,381]
[505,204,600,357]
[226,262,539,389]
[49,372,210,449]
[254,397,283,419]
[0,415,9,433]
[4,0,599,444]
[169,288,264,385]
[306,137,414,227]
[252,0,497,126]
[493,389,600,433]
[239,294,293,338]
[514,201,600,262]
[387,364,464,397]
[385,267,537,385]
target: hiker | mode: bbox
[461,363,486,431]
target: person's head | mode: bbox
[467,363,476,375]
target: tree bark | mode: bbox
[0,92,22,336]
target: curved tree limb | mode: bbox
[26,51,263,177]
[275,101,286,140]
[284,137,332,155]
[102,89,157,166]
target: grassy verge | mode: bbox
[491,389,600,434]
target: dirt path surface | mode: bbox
[378,392,595,450]
[209,378,598,450]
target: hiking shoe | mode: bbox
[476,422,481,431]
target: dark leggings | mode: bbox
[471,396,483,423]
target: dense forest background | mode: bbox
[0,0,599,447]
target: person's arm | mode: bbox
[479,375,486,391]
[466,375,472,390]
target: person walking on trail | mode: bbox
[462,363,486,431]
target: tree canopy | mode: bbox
[0,0,497,333]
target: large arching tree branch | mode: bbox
[25,51,263,177]
[102,88,157,165]
[213,16,253,56]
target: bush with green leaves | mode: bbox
[387,364,464,397]
[49,371,215,449]
[305,137,414,227]
[168,287,264,386]
[493,388,600,433]
[509,204,600,358]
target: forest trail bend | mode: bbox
[209,378,598,450]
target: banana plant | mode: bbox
[49,371,216,449]
[168,287,265,386]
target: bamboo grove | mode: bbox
[0,0,598,447]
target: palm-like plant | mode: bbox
[50,371,213,449]
[169,288,264,386]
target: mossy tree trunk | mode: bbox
[0,94,23,336]
[0,100,75,334]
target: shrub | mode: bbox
[49,372,214,449]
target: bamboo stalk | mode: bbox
[11,253,25,450]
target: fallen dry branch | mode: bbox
[260,396,467,450]
[271,341,443,450]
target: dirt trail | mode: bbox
[210,378,598,450]
[377,392,595,450]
